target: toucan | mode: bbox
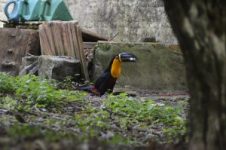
[78,52,137,96]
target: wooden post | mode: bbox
[0,28,40,75]
[39,21,90,81]
[76,25,90,81]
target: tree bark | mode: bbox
[163,0,226,150]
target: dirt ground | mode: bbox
[0,88,189,150]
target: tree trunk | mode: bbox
[163,0,226,150]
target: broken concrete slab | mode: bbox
[38,55,81,81]
[94,42,187,91]
[19,56,39,75]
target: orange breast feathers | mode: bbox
[111,58,122,78]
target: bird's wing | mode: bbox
[95,71,117,95]
[95,71,110,90]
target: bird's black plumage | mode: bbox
[93,56,117,95]
[78,52,136,96]
[94,70,117,96]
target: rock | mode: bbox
[94,41,187,91]
[19,55,83,81]
[38,55,81,81]
[19,56,39,75]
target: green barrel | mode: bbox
[39,0,73,21]
[22,0,41,21]
[4,0,73,22]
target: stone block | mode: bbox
[94,42,187,91]
[19,56,39,75]
[38,55,81,81]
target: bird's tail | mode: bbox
[75,84,100,96]
[77,85,94,92]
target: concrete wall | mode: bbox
[0,0,177,44]
[94,42,186,91]
[0,0,7,27]
[64,0,177,44]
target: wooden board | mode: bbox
[0,28,40,75]
[81,28,108,42]
[39,21,89,81]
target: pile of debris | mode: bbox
[0,21,107,82]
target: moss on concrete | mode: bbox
[94,42,187,91]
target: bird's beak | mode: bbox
[119,52,137,62]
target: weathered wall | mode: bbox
[94,42,186,91]
[0,0,7,27]
[0,0,177,44]
[65,0,177,44]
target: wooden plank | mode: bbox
[52,23,64,55]
[83,42,97,62]
[62,23,70,56]
[39,27,50,55]
[40,23,56,55]
[81,28,108,42]
[83,42,97,49]
[69,25,80,58]
[76,26,90,81]
[39,21,90,81]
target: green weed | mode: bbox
[0,73,187,144]
[0,73,16,93]
[104,93,186,142]
[73,93,187,143]
[0,96,17,110]
[0,73,87,111]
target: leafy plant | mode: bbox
[74,104,110,140]
[0,73,187,144]
[103,93,186,142]
[0,96,17,110]
[0,73,87,111]
[57,76,75,90]
[73,93,187,143]
[0,73,16,93]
